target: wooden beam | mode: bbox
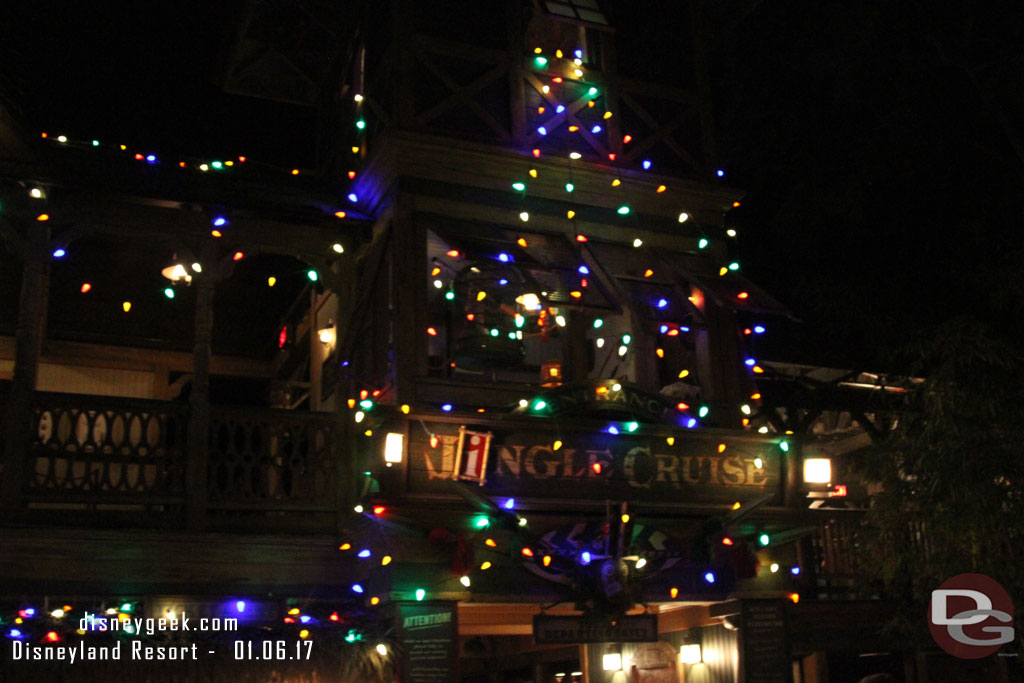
[411,33,507,65]
[360,129,743,225]
[0,527,352,594]
[458,603,581,636]
[0,336,271,378]
[415,53,511,140]
[619,91,699,169]
[658,604,721,632]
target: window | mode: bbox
[543,0,609,27]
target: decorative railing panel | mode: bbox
[28,393,187,500]
[807,517,864,596]
[207,408,337,509]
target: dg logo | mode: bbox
[928,573,1015,659]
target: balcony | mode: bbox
[2,391,341,534]
[0,389,874,602]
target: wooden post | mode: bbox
[309,288,323,410]
[1,219,49,510]
[392,0,416,128]
[784,437,802,509]
[689,0,718,176]
[600,25,623,160]
[390,193,427,401]
[693,299,744,427]
[506,1,527,145]
[185,274,214,530]
[563,311,591,384]
[327,247,359,530]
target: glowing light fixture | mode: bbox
[384,432,404,464]
[804,458,832,484]
[680,643,702,664]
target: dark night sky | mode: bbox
[5,0,1024,372]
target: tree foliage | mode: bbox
[862,317,1024,644]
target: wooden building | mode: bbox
[0,2,990,682]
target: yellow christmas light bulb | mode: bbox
[401,404,411,414]
[567,210,575,219]
[555,49,563,58]
[678,369,690,378]
[476,291,487,301]
[667,437,675,445]
[268,276,277,287]
[371,597,380,605]
[122,301,132,312]
[611,179,621,187]
[529,169,537,178]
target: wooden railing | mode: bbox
[11,392,339,531]
[29,393,188,503]
[804,517,867,597]
[207,407,338,509]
